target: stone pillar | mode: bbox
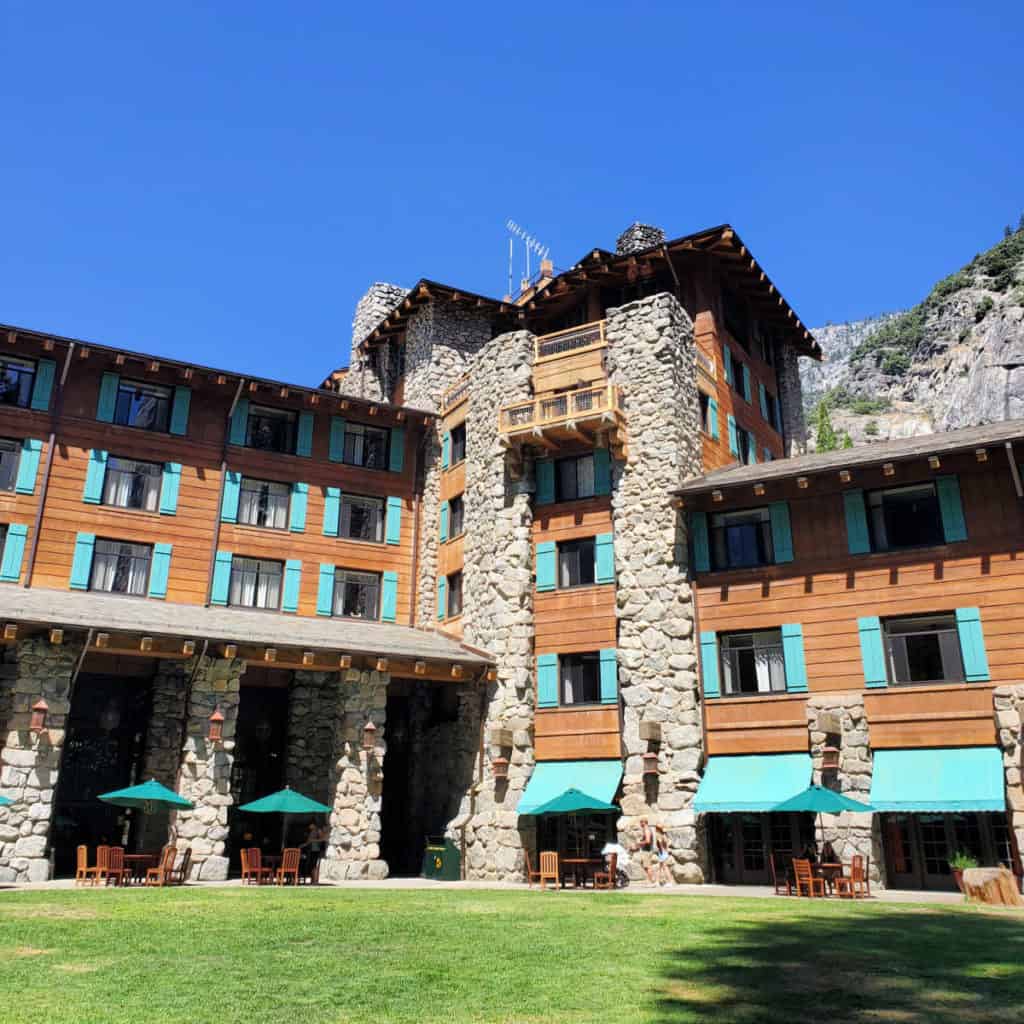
[287,670,343,807]
[994,685,1024,863]
[338,282,408,402]
[616,223,666,255]
[0,637,82,882]
[173,656,245,880]
[605,292,706,883]
[775,342,808,456]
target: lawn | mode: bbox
[0,888,1022,1024]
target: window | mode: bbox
[0,357,36,408]
[102,457,162,512]
[113,380,172,432]
[90,540,152,596]
[450,423,467,465]
[237,477,290,530]
[867,484,943,552]
[448,495,465,538]
[559,653,601,705]
[339,494,384,543]
[333,569,381,619]
[246,405,297,454]
[764,391,779,431]
[558,538,596,588]
[447,570,463,618]
[228,556,283,610]
[342,421,389,469]
[0,438,20,492]
[884,615,964,685]
[699,392,712,434]
[737,428,755,465]
[721,631,786,696]
[721,288,749,350]
[555,453,596,502]
[711,507,773,570]
[727,349,744,390]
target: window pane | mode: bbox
[91,540,151,595]
[238,478,289,529]
[114,381,171,432]
[0,439,20,492]
[334,570,381,619]
[449,497,464,537]
[103,457,161,511]
[558,538,595,588]
[885,616,963,685]
[228,556,282,609]
[340,495,384,542]
[872,485,943,551]
[560,653,601,705]
[342,423,388,469]
[556,459,577,501]
[447,572,463,617]
[722,631,784,696]
[576,456,595,499]
[450,425,466,464]
[0,357,36,408]
[247,406,296,453]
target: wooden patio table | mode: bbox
[818,862,845,895]
[123,853,158,885]
[560,858,604,888]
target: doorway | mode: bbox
[710,812,815,885]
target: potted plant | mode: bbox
[949,851,979,892]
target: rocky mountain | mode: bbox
[801,228,1024,447]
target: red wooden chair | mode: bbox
[835,855,868,899]
[75,845,101,886]
[90,846,111,887]
[247,848,273,885]
[593,853,618,890]
[538,851,560,891]
[793,858,826,897]
[104,847,131,886]
[523,849,542,888]
[145,846,178,887]
[275,848,301,886]
[169,847,192,885]
[769,853,793,896]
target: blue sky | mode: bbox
[1,2,1021,384]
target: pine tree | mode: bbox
[814,400,838,452]
[840,430,854,449]
[1005,225,1013,239]
[1018,212,1024,233]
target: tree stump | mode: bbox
[961,867,1024,906]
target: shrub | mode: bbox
[975,296,994,322]
[849,397,890,415]
[949,850,979,871]
[882,351,911,375]
[864,420,879,436]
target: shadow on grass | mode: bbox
[652,906,1024,1024]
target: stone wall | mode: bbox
[604,293,706,882]
[287,670,342,807]
[337,282,408,403]
[776,342,808,455]
[616,223,666,255]
[994,685,1024,864]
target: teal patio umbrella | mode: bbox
[238,786,331,854]
[99,778,193,812]
[526,787,619,817]
[774,785,874,861]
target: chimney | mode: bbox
[539,258,554,280]
[351,282,408,351]
[615,223,666,256]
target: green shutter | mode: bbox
[328,417,346,462]
[955,607,990,682]
[0,523,28,583]
[96,372,119,422]
[148,543,172,599]
[323,487,341,536]
[381,571,398,622]
[316,564,335,616]
[158,462,181,515]
[727,415,739,456]
[169,386,191,436]
[781,623,808,693]
[80,450,109,507]
[210,550,233,606]
[537,653,559,708]
[385,496,402,545]
[691,511,710,572]
[14,438,43,495]
[599,648,618,704]
[441,431,451,470]
[70,533,96,590]
[858,616,888,688]
[746,430,757,464]
[843,490,871,555]
[708,396,720,440]
[700,631,720,698]
[228,398,249,446]
[282,559,302,613]
[389,427,405,473]
[439,500,450,543]
[220,471,241,523]
[723,348,734,386]
[296,412,314,457]
[741,364,751,403]
[535,459,554,505]
[769,501,794,563]
[764,447,773,462]
[535,541,556,592]
[30,359,56,411]
[595,532,615,584]
[758,382,769,419]
[593,448,612,495]
[289,482,308,532]
[936,475,967,543]
[437,576,447,620]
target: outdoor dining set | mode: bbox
[75,844,190,886]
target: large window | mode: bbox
[447,570,463,618]
[763,390,779,431]
[555,453,596,502]
[448,495,465,538]
[449,423,467,465]
[340,495,384,543]
[228,556,283,610]
[102,457,162,512]
[246,405,297,454]
[558,538,596,588]
[113,380,172,432]
[727,349,745,390]
[699,392,713,434]
[90,540,152,596]
[343,422,389,469]
[867,484,943,551]
[238,477,290,530]
[560,652,601,706]
[721,630,786,696]
[0,438,20,491]
[0,356,36,408]
[884,615,964,685]
[711,507,773,570]
[333,569,381,620]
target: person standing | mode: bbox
[654,825,673,886]
[633,817,656,884]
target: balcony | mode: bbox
[534,320,606,362]
[440,375,470,415]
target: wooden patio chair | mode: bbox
[75,845,101,886]
[89,845,110,887]
[593,853,617,890]
[169,847,192,885]
[524,849,542,888]
[793,858,826,898]
[835,855,868,899]
[247,848,273,885]
[145,845,178,887]
[769,853,793,896]
[104,846,131,887]
[538,851,560,891]
[275,847,301,886]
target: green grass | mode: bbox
[1,888,1023,1024]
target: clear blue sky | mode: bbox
[2,2,1021,384]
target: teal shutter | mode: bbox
[535,541,556,592]
[955,607,990,682]
[148,543,172,599]
[439,500,450,543]
[389,427,405,473]
[0,523,28,583]
[936,475,967,543]
[746,430,757,464]
[289,482,308,532]
[328,417,346,462]
[282,559,302,613]
[228,398,249,446]
[700,631,720,698]
[593,448,612,495]
[764,448,773,462]
[381,571,398,622]
[691,511,711,572]
[708,396,720,440]
[769,501,794,564]
[14,438,43,495]
[96,372,119,422]
[741,364,751,403]
[220,470,241,523]
[158,462,181,515]
[70,533,96,590]
[30,359,56,411]
[537,653,559,708]
[441,432,451,470]
[858,616,888,688]
[727,415,739,456]
[595,532,615,584]
[210,551,233,606]
[437,576,447,620]
[758,382,769,419]
[169,386,191,436]
[599,648,618,704]
[316,564,335,616]
[723,348,734,386]
[781,623,808,693]
[843,490,871,555]
[85,451,111,505]
[323,487,341,536]
[536,459,555,505]
[385,496,402,545]
[296,412,314,457]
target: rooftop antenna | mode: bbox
[506,219,550,296]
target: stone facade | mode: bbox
[994,685,1024,864]
[775,341,808,455]
[338,282,408,403]
[287,670,343,807]
[616,223,667,255]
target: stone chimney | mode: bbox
[615,223,667,256]
[351,282,408,351]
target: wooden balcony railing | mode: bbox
[440,375,470,413]
[499,384,622,434]
[535,320,606,362]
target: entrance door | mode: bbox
[712,813,813,885]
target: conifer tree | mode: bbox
[814,400,838,452]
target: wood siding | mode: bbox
[704,693,809,755]
[532,346,606,396]
[535,706,621,760]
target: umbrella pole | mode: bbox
[280,813,288,853]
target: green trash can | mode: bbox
[421,836,461,881]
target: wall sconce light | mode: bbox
[883,463,895,477]
[376,658,389,672]
[95,632,110,649]
[140,636,153,653]
[486,668,497,682]
[642,752,659,777]
[49,628,64,646]
[264,648,277,663]
[361,720,378,750]
[711,490,723,503]
[838,470,851,484]
[753,483,765,497]
[822,744,841,771]
[928,455,941,470]
[30,698,48,734]
[797,476,810,489]
[339,654,352,670]
[208,706,225,744]
[451,665,464,680]
[3,623,18,641]
[302,651,315,667]
[224,643,238,659]
[492,756,510,780]
[414,660,426,675]
[975,448,988,462]
[182,640,196,656]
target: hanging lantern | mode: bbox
[208,706,225,744]
[29,698,48,734]
[822,744,840,771]
[492,756,509,780]
[361,720,378,750]
[642,752,659,777]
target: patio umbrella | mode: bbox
[238,786,331,852]
[773,785,874,860]
[527,787,619,816]
[99,778,194,812]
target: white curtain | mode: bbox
[93,542,149,595]
[229,559,281,609]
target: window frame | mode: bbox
[332,568,382,621]
[341,421,390,470]
[559,651,603,707]
[112,378,173,433]
[554,453,596,503]
[100,455,163,513]
[89,538,153,597]
[0,437,21,492]
[883,614,965,686]
[448,494,465,539]
[236,476,291,531]
[719,629,787,697]
[0,356,37,410]
[446,570,463,618]
[338,493,385,544]
[227,555,285,611]
[866,482,944,553]
[557,537,596,589]
[710,506,774,571]
[245,404,298,455]
[449,423,467,466]
[698,392,712,435]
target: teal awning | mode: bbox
[517,760,622,816]
[871,747,1005,812]
[693,753,812,813]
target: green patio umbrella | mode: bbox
[773,785,874,815]
[526,787,619,817]
[99,778,194,812]
[238,786,331,854]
